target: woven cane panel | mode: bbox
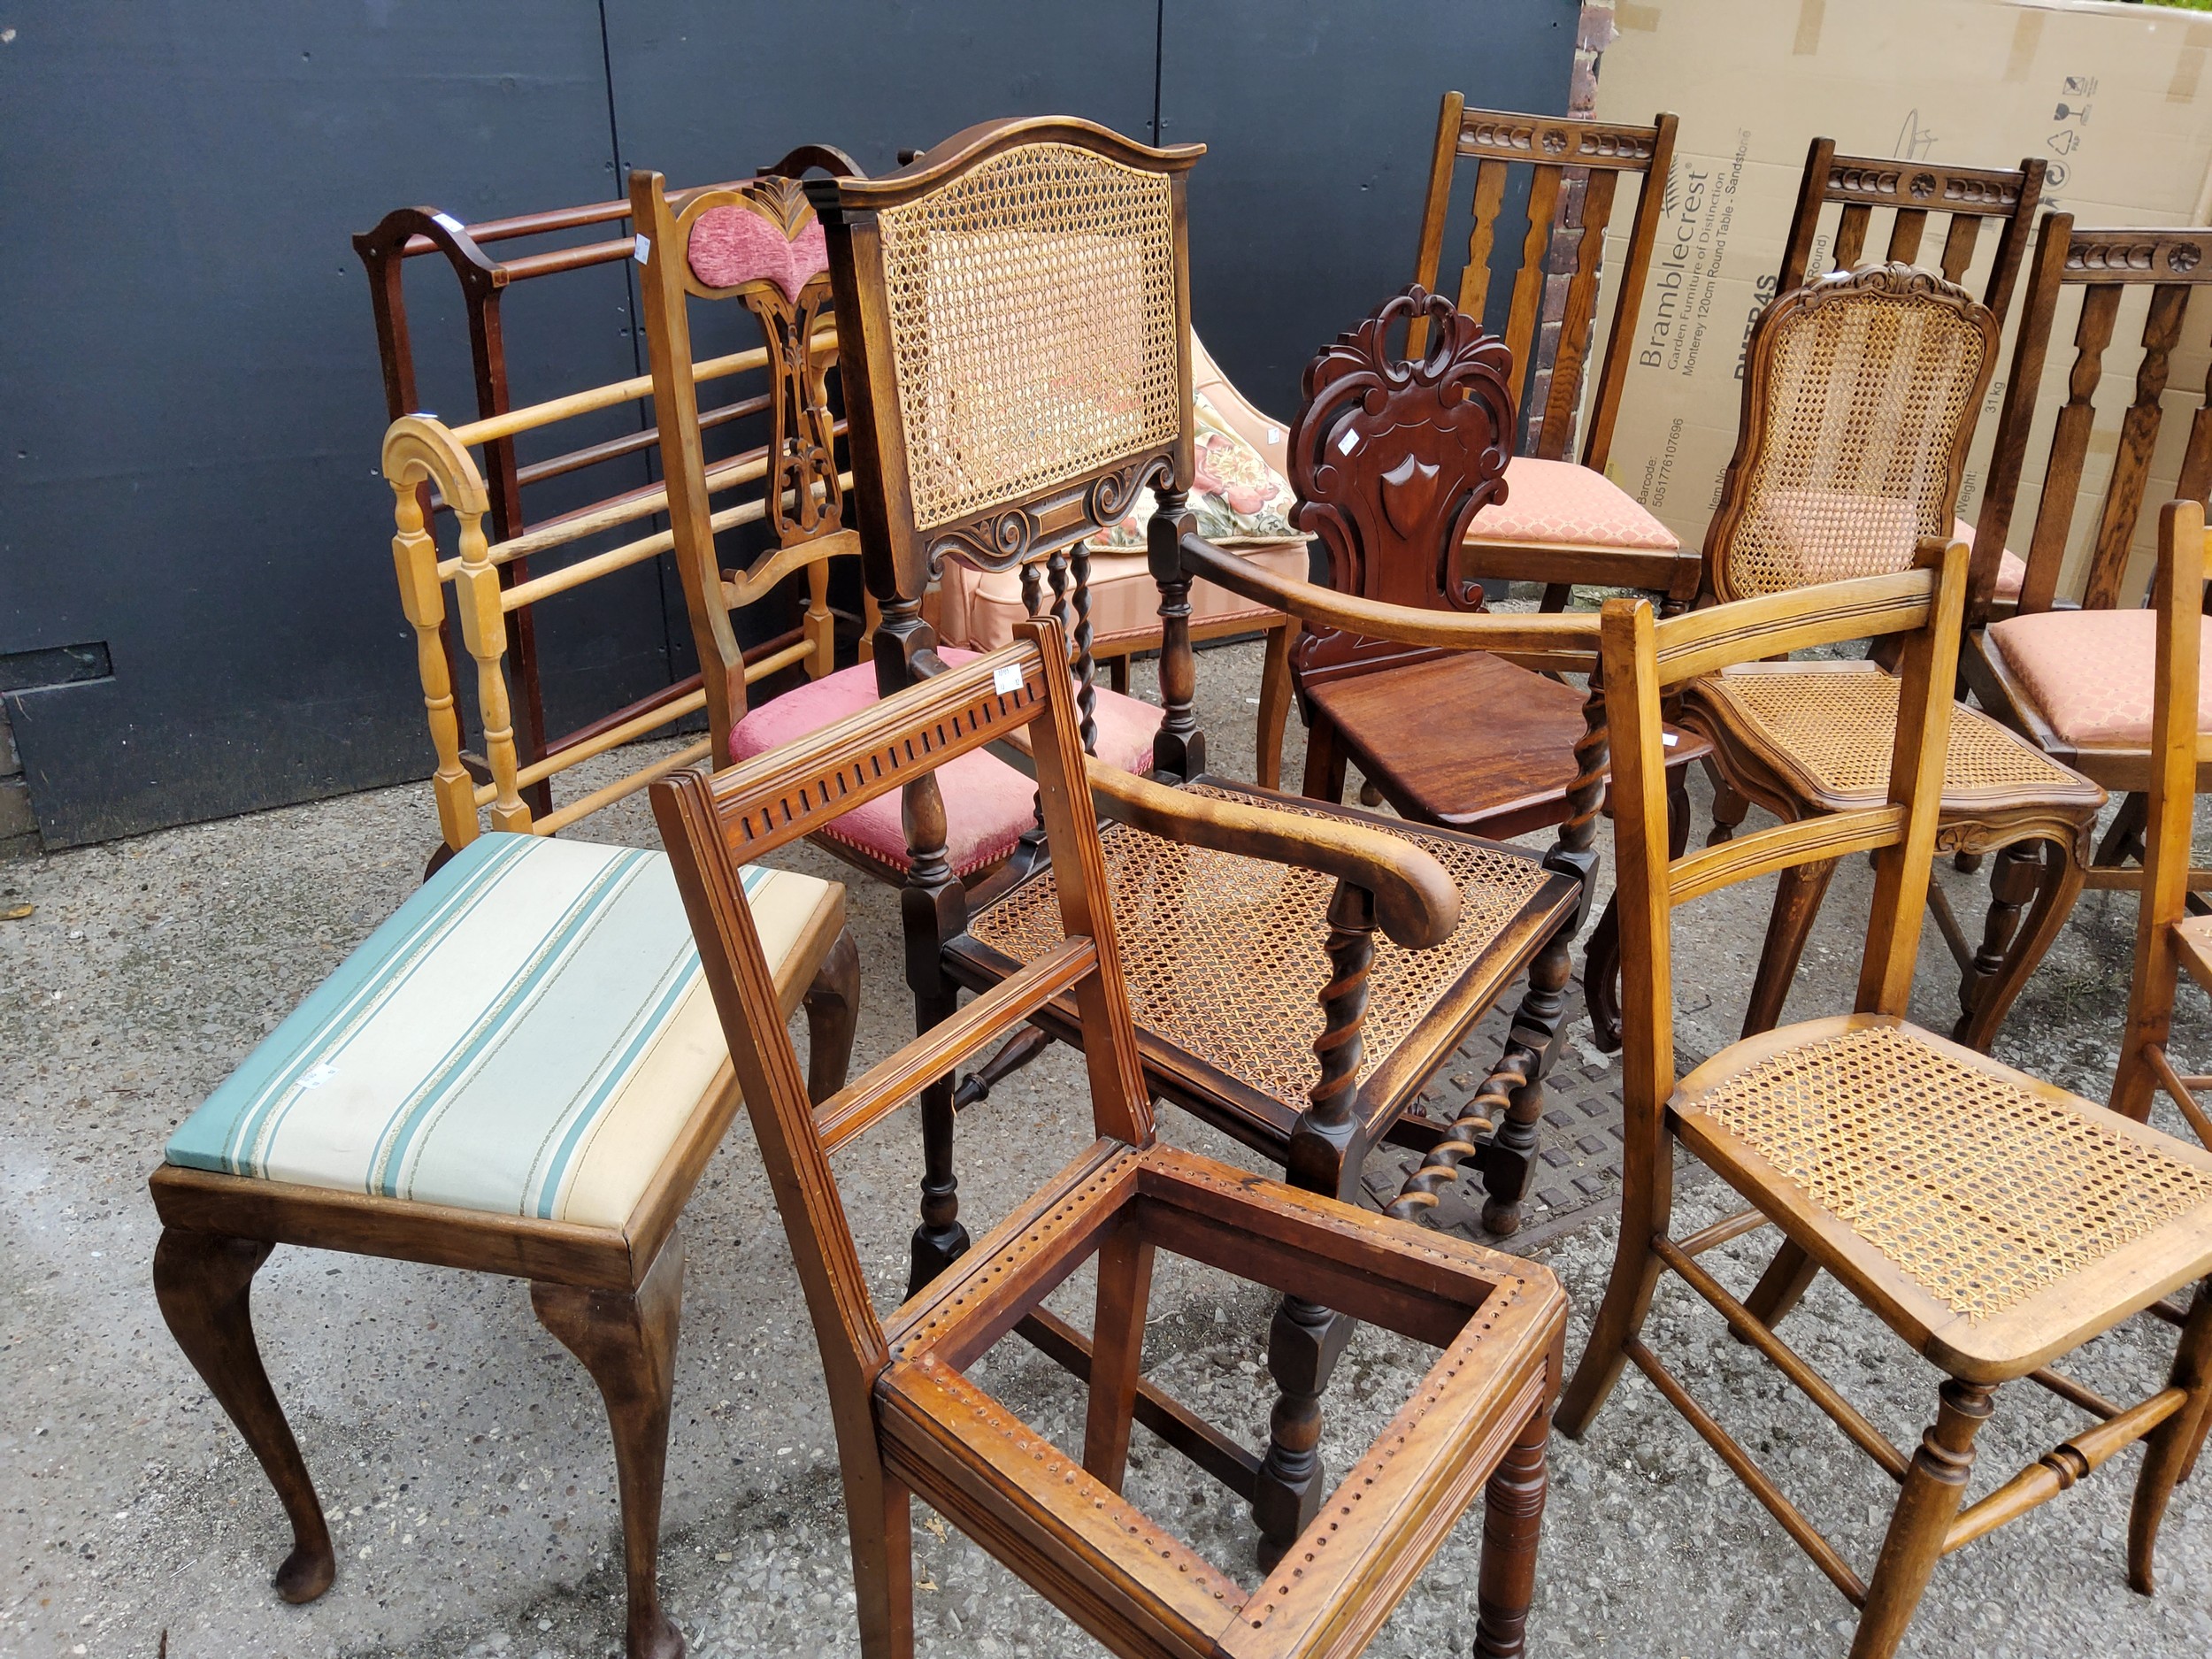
[875,143,1181,531]
[967,785,1551,1110]
[1724,288,1986,598]
[1691,1025,2212,1321]
[1703,669,2093,802]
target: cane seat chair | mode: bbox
[655,624,1570,1659]
[1674,263,2105,1053]
[1960,216,2212,910]
[806,116,1583,1566]
[1556,541,2212,1659]
[150,827,849,1659]
[1408,94,1693,615]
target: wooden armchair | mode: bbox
[1674,263,2105,1050]
[1558,542,2212,1659]
[1960,217,2212,909]
[1409,95,1694,613]
[653,624,1569,1659]
[807,116,1586,1566]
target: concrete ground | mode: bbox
[3,637,2208,1659]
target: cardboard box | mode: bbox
[1593,0,2212,597]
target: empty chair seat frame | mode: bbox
[1558,540,2212,1659]
[652,620,1570,1659]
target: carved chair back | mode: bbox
[1408,94,1677,464]
[809,117,1205,770]
[1286,286,1516,689]
[1778,141,2046,320]
[1705,263,1998,605]
[1969,216,2212,621]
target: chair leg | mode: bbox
[841,1455,916,1659]
[2097,790,2150,868]
[1583,895,1624,1054]
[531,1231,686,1659]
[152,1228,335,1604]
[1740,1238,1821,1332]
[1302,715,1348,804]
[803,926,861,1102]
[1256,618,1296,792]
[1849,1379,1993,1659]
[1556,1118,1674,1439]
[1080,1224,1156,1494]
[2130,1279,2212,1594]
[1706,759,1751,847]
[1253,1294,1356,1568]
[1473,1402,1552,1659]
[1954,840,2084,1053]
[1741,856,1838,1040]
[1107,651,1131,694]
[1481,926,1573,1236]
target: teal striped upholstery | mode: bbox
[165,833,838,1230]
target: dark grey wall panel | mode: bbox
[1161,0,1581,425]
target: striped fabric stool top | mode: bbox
[165,833,841,1231]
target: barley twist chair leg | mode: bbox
[152,1228,335,1604]
[531,1232,687,1659]
[1849,1379,1993,1659]
[2130,1279,2212,1594]
[1481,935,1571,1235]
[1473,1403,1552,1659]
[802,926,861,1102]
[1954,839,2084,1053]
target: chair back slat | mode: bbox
[1453,158,1510,326]
[1938,214,1981,287]
[1884,207,1927,266]
[2083,283,2193,611]
[1500,164,1563,394]
[1537,166,1619,461]
[1832,202,1871,269]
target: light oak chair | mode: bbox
[653,621,1570,1659]
[1673,263,2105,1051]
[1559,540,2212,1659]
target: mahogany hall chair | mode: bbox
[1559,540,2212,1659]
[1674,263,2104,1051]
[805,117,1585,1567]
[1961,218,2212,914]
[1409,95,1694,616]
[653,622,1570,1659]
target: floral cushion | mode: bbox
[1470,458,1679,551]
[1988,608,2212,749]
[1088,389,1303,552]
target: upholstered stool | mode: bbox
[150,833,852,1659]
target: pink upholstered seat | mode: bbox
[729,649,1161,875]
[1988,608,2212,749]
[1470,457,1679,551]
[935,542,1310,654]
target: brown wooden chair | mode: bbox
[653,622,1570,1659]
[1672,263,2105,1051]
[1558,540,2212,1659]
[1775,139,2049,615]
[806,116,1589,1566]
[1409,95,1695,615]
[1961,217,2212,911]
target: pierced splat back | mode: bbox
[1288,286,1516,690]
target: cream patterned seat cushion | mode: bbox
[165,834,841,1230]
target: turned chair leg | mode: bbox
[1473,1403,1552,1659]
[1741,856,1839,1039]
[1850,1379,1992,1659]
[1706,760,1751,847]
[2130,1279,2212,1594]
[531,1233,687,1659]
[1954,840,2084,1053]
[1481,925,1574,1236]
[152,1227,335,1604]
[1253,1294,1355,1569]
[803,926,861,1102]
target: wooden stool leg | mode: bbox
[2129,1279,2212,1594]
[531,1233,686,1659]
[1850,1379,1992,1659]
[152,1228,335,1604]
[1955,840,2084,1053]
[1253,1294,1355,1568]
[1741,856,1838,1039]
[803,926,861,1102]
[1473,1402,1551,1659]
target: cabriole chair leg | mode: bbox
[803,926,861,1101]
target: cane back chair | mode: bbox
[806,116,1583,1565]
[1674,263,2104,1053]
[1775,139,2049,613]
[656,624,1570,1659]
[1409,94,1694,614]
[1558,541,2212,1659]
[1962,216,2212,907]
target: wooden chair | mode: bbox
[1775,139,2048,615]
[652,622,1570,1659]
[1557,540,2212,1659]
[150,826,850,1659]
[1960,216,2212,910]
[1673,263,2105,1050]
[807,116,1589,1566]
[1409,95,1694,615]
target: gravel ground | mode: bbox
[2,637,2208,1658]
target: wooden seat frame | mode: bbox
[654,623,1569,1659]
[1558,542,2212,1659]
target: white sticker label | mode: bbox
[1336,427,1360,456]
[633,233,651,265]
[431,211,465,234]
[297,1063,338,1092]
[993,664,1024,695]
[1264,426,1282,446]
[1662,732,1679,747]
